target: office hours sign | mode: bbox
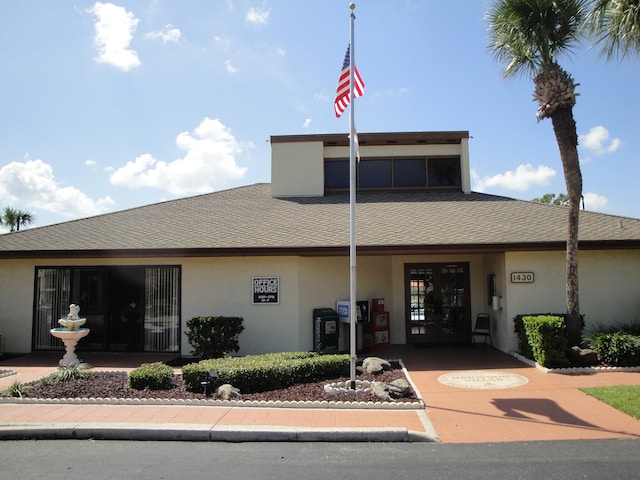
[252,277,279,304]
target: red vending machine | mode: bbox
[371,298,390,349]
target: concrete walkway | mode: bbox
[1,347,639,443]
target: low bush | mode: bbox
[48,362,93,382]
[128,362,174,390]
[522,315,570,368]
[182,351,349,393]
[514,313,585,360]
[588,331,640,367]
[2,380,31,398]
[185,316,245,359]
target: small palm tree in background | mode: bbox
[2,206,35,232]
[487,0,589,347]
[585,0,640,60]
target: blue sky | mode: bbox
[1,0,638,229]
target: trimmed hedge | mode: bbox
[128,362,174,390]
[589,332,640,366]
[182,351,349,393]
[514,313,585,360]
[522,315,570,368]
[185,316,245,359]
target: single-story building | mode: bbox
[0,130,638,356]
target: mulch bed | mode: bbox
[20,365,418,403]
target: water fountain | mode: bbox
[50,304,90,367]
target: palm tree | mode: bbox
[487,0,589,346]
[2,206,35,232]
[585,0,640,60]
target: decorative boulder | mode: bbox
[362,356,391,375]
[215,384,241,400]
[568,346,600,367]
[387,378,411,398]
[370,382,394,402]
[370,378,412,402]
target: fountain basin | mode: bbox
[58,318,86,330]
[51,327,90,340]
[50,328,90,366]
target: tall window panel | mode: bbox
[33,268,71,350]
[144,266,181,352]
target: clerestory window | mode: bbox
[324,156,461,192]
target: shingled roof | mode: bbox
[0,183,638,258]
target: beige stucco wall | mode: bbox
[0,259,37,353]
[271,140,471,197]
[1,249,638,356]
[181,256,301,355]
[502,250,640,353]
[270,140,324,197]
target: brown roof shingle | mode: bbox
[0,183,638,258]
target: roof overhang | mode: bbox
[271,131,469,147]
[2,239,638,260]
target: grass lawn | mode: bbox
[581,385,640,420]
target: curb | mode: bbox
[0,423,438,443]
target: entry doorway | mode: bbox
[405,262,471,345]
[108,267,145,352]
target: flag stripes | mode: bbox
[334,45,364,118]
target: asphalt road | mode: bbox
[2,439,639,479]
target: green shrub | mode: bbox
[588,332,640,366]
[589,321,640,336]
[522,315,570,368]
[185,316,245,359]
[48,362,93,382]
[182,351,349,393]
[128,362,174,390]
[2,380,31,398]
[514,313,585,360]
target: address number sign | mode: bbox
[511,272,534,283]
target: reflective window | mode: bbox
[359,159,392,188]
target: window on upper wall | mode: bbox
[324,160,349,189]
[324,156,461,192]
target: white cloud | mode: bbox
[579,126,622,156]
[85,159,97,168]
[303,119,312,128]
[472,164,556,192]
[109,118,247,195]
[246,5,270,24]
[145,24,182,42]
[214,35,231,52]
[314,91,331,103]
[90,2,141,71]
[225,60,237,74]
[583,192,609,212]
[0,159,115,223]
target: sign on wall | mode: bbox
[252,277,280,304]
[511,272,535,283]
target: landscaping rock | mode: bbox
[362,357,391,375]
[370,382,394,402]
[370,378,411,402]
[568,346,600,367]
[215,384,241,400]
[387,378,411,398]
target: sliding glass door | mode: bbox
[33,265,180,352]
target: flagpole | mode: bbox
[348,2,357,389]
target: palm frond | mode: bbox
[487,0,590,78]
[585,0,640,60]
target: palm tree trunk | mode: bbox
[550,106,583,347]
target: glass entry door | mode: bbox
[405,263,471,345]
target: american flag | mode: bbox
[334,45,364,118]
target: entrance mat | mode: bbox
[438,370,528,390]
